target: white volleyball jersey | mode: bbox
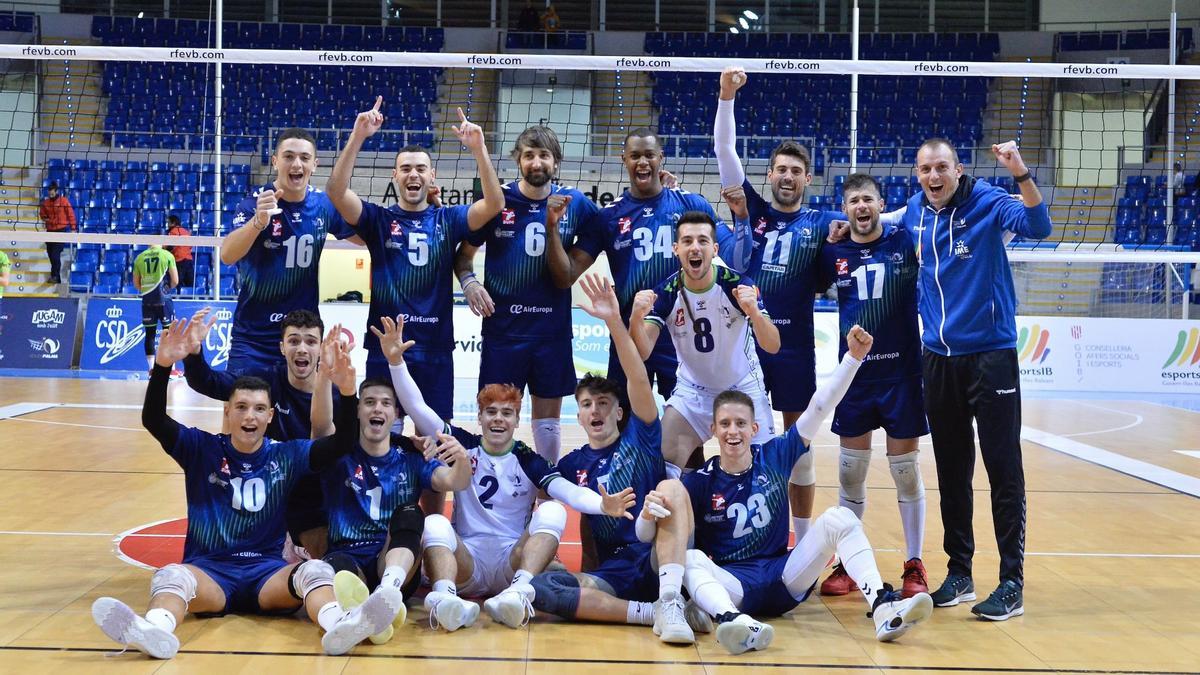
[451,436,560,541]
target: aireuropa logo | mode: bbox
[1162,328,1200,369]
[1016,324,1051,364]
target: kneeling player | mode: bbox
[375,316,637,630]
[678,326,932,655]
[91,318,402,659]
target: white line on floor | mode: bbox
[1023,426,1200,497]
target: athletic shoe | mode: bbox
[322,586,404,655]
[819,562,858,596]
[900,558,929,598]
[929,574,975,607]
[971,580,1024,621]
[871,584,933,642]
[714,613,774,655]
[333,570,404,645]
[651,591,695,644]
[424,591,479,632]
[91,597,180,659]
[483,584,535,628]
[684,598,714,634]
[170,368,185,379]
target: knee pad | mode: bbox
[421,513,457,552]
[529,570,581,618]
[887,451,925,503]
[150,564,197,605]
[789,448,815,486]
[837,447,872,505]
[322,551,362,576]
[387,503,424,555]
[814,506,861,549]
[288,559,334,600]
[531,418,561,464]
[529,500,567,541]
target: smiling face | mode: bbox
[843,183,883,240]
[280,325,322,381]
[224,388,274,451]
[477,401,519,449]
[358,384,398,445]
[915,142,963,210]
[515,143,558,188]
[768,154,811,209]
[622,135,663,197]
[272,138,317,196]
[393,151,434,208]
[576,387,622,446]
[673,221,717,283]
[711,401,757,463]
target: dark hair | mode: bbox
[358,377,398,402]
[166,214,181,227]
[623,127,660,150]
[230,376,272,404]
[917,137,960,164]
[769,140,812,174]
[396,144,431,163]
[48,181,58,190]
[280,309,324,338]
[842,173,882,198]
[675,210,717,237]
[712,389,755,417]
[575,373,623,402]
[274,128,317,153]
[511,125,563,164]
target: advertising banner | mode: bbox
[0,297,80,369]
[79,298,235,371]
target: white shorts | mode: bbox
[456,534,519,598]
[666,369,775,444]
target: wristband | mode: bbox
[462,278,482,291]
[1014,171,1033,183]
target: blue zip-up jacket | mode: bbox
[900,176,1052,356]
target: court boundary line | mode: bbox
[0,644,1194,673]
[1022,426,1200,498]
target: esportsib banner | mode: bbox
[0,297,80,369]
[80,298,235,371]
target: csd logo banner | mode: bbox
[80,299,236,371]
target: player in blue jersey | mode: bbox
[545,127,751,402]
[814,174,930,599]
[679,326,933,655]
[325,97,503,420]
[452,125,601,465]
[222,128,353,374]
[530,274,710,645]
[91,317,404,659]
[181,308,336,560]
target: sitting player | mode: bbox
[373,315,638,630]
[530,274,708,645]
[677,325,933,655]
[91,317,403,659]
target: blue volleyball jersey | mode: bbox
[818,226,922,383]
[323,438,442,558]
[478,182,599,340]
[743,179,843,347]
[231,185,351,346]
[555,416,665,560]
[167,426,313,562]
[355,200,472,355]
[683,424,809,564]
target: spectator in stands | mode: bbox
[518,0,540,31]
[0,248,10,330]
[541,3,560,32]
[38,181,76,284]
[1174,162,1186,198]
[166,214,195,287]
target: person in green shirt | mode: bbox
[133,245,179,372]
[0,250,10,334]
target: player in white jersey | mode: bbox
[629,210,781,474]
[372,317,637,630]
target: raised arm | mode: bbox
[992,141,1052,239]
[326,96,384,227]
[142,318,197,451]
[307,342,361,472]
[454,241,494,317]
[629,289,661,361]
[735,283,779,353]
[545,193,598,288]
[794,325,872,445]
[714,66,748,188]
[220,190,277,265]
[454,108,504,231]
[428,433,472,492]
[579,274,658,424]
[371,315,446,434]
[309,325,343,438]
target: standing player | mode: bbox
[545,127,751,401]
[91,318,402,658]
[530,274,706,645]
[132,244,178,374]
[629,211,780,473]
[0,248,9,331]
[815,174,929,598]
[452,125,600,464]
[373,315,637,630]
[680,326,933,655]
[222,128,352,374]
[325,97,503,420]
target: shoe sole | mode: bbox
[91,597,179,659]
[876,593,934,642]
[973,605,1024,621]
[684,601,714,634]
[716,621,774,655]
[658,626,696,645]
[484,596,526,629]
[933,591,976,607]
[322,590,402,655]
[333,571,399,645]
[434,598,479,632]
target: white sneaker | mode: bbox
[322,586,404,655]
[873,590,933,642]
[651,592,695,645]
[91,597,180,659]
[483,584,535,628]
[715,613,774,655]
[424,591,479,632]
[684,598,713,634]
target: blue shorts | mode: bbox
[723,555,814,617]
[759,347,816,413]
[365,349,453,421]
[141,299,175,327]
[187,554,290,615]
[586,543,658,602]
[831,375,929,439]
[480,335,576,399]
[606,342,677,399]
[228,335,285,375]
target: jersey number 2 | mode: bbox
[727,493,770,538]
[478,475,500,510]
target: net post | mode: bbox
[213,0,225,301]
[849,0,860,175]
[1166,2,1178,239]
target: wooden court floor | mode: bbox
[2,376,1200,674]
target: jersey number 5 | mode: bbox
[727,492,770,538]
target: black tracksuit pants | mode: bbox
[922,348,1026,586]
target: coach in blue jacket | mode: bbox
[903,138,1051,621]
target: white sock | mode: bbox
[379,565,409,593]
[837,529,886,605]
[317,601,343,632]
[792,516,810,542]
[145,608,177,633]
[511,569,534,588]
[626,600,655,625]
[531,418,561,464]
[433,579,457,596]
[658,563,684,600]
[899,501,925,561]
[691,578,738,617]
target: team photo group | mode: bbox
[92,65,1052,660]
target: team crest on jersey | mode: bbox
[674,308,686,327]
[271,220,283,237]
[354,464,364,481]
[754,217,767,235]
[575,469,589,486]
[642,207,654,218]
[502,209,516,226]
[219,458,231,475]
[291,212,302,223]
[469,454,479,474]
[711,493,727,510]
[618,217,632,235]
[390,220,402,236]
[860,248,873,259]
[695,300,707,310]
[836,258,849,276]
[528,204,540,214]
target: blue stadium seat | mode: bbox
[69,270,94,293]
